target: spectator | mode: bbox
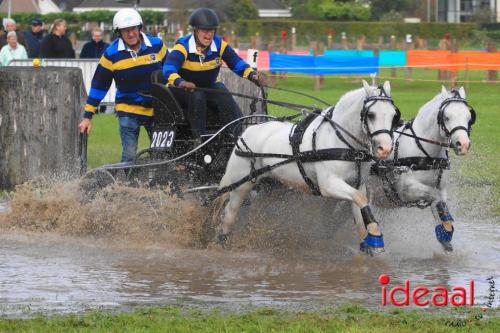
[0,31,28,65]
[80,27,109,58]
[0,18,26,49]
[23,18,46,58]
[40,19,75,58]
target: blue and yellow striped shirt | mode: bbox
[84,32,168,119]
[163,34,256,88]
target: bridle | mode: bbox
[360,85,401,139]
[437,89,476,138]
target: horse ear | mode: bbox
[458,86,466,99]
[362,80,372,96]
[382,81,391,96]
[441,85,448,97]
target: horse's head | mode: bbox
[361,80,400,160]
[437,86,475,155]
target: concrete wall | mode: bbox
[0,67,87,189]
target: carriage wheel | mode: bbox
[79,168,117,202]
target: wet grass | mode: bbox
[86,69,499,214]
[0,305,498,332]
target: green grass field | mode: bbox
[0,305,498,332]
[87,68,499,214]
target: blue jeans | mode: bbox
[118,115,152,162]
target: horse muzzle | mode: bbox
[452,138,471,156]
[373,142,393,160]
[371,134,393,160]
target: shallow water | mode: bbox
[0,180,498,317]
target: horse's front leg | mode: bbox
[218,181,255,247]
[430,186,454,252]
[321,177,384,255]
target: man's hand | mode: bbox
[79,118,92,134]
[178,81,196,89]
[252,73,266,87]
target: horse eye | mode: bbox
[367,113,375,120]
[444,116,450,122]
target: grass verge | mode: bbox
[0,305,498,333]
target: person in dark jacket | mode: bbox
[23,18,46,58]
[40,19,75,58]
[79,27,109,59]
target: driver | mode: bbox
[162,8,265,139]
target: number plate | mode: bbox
[150,127,176,151]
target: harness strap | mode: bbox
[406,119,432,158]
[392,157,450,171]
[235,148,372,163]
[371,156,450,209]
[218,147,371,197]
[289,111,324,195]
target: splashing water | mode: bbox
[0,171,498,317]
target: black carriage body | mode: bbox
[134,82,238,189]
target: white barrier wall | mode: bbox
[8,59,117,104]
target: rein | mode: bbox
[393,129,450,148]
[169,85,323,113]
[170,85,369,150]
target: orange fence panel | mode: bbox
[455,51,500,70]
[407,50,500,71]
[407,50,453,70]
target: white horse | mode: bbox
[216,80,401,255]
[372,86,475,252]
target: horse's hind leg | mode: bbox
[218,181,255,246]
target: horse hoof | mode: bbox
[360,233,385,256]
[435,224,454,252]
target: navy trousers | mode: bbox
[171,82,243,138]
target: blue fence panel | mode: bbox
[314,56,379,75]
[324,50,374,58]
[379,50,407,66]
[270,53,379,75]
[269,53,316,74]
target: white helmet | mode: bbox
[113,8,143,32]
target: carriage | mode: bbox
[81,70,271,200]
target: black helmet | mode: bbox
[189,8,219,30]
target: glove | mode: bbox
[251,73,266,87]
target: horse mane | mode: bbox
[416,93,445,119]
[334,87,366,113]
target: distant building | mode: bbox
[438,0,499,22]
[254,0,292,18]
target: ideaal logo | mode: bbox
[378,274,475,306]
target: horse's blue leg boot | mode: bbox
[359,206,385,255]
[435,201,454,252]
[360,233,385,252]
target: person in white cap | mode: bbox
[78,8,168,162]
